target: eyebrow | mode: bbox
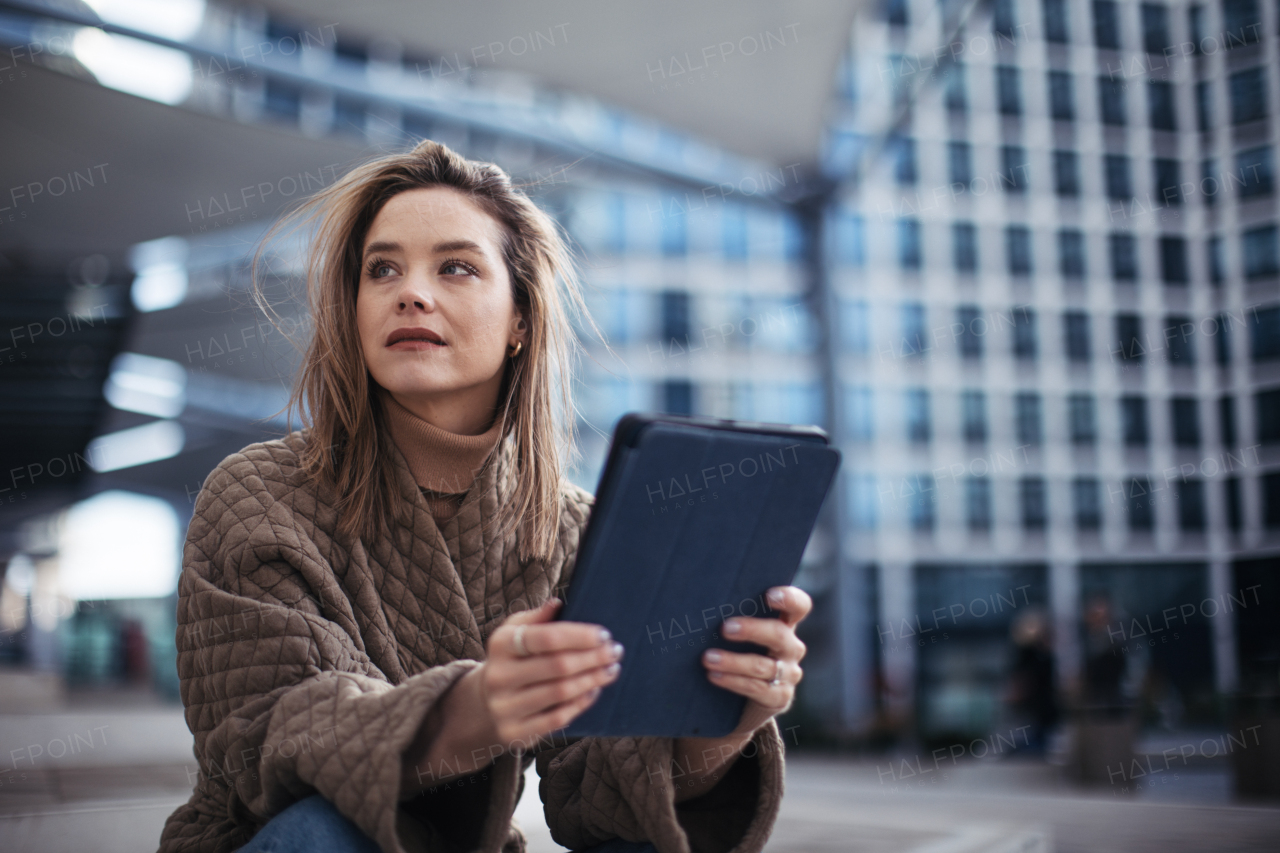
[362,239,487,257]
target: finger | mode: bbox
[721,617,806,661]
[502,598,562,627]
[497,662,620,720]
[515,621,613,655]
[510,682,607,743]
[765,586,813,627]
[706,670,792,711]
[489,642,624,690]
[702,649,800,685]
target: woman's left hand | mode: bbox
[701,585,811,736]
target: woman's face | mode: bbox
[355,186,525,431]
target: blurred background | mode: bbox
[0,0,1278,850]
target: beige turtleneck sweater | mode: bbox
[378,388,505,523]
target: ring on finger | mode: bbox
[512,625,530,658]
[768,657,784,687]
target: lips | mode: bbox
[386,327,446,347]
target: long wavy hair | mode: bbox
[253,139,597,563]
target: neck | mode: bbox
[387,375,503,436]
[378,387,505,495]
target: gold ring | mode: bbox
[513,625,530,658]
[769,658,784,688]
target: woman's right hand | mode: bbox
[480,598,623,746]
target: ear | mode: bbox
[512,309,530,345]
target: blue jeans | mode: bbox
[234,793,655,853]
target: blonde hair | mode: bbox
[253,139,596,562]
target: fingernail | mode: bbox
[588,686,601,698]
[611,642,625,660]
[605,662,621,677]
[598,627,612,643]
[723,620,742,635]
[705,650,723,664]
[709,670,724,680]
[768,588,785,604]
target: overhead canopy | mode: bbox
[256,0,860,170]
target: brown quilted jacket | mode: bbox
[157,424,785,853]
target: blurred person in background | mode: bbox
[158,140,809,853]
[1004,608,1058,755]
[1081,594,1127,713]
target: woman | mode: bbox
[158,140,810,853]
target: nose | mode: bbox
[395,272,436,312]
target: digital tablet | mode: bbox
[556,411,841,738]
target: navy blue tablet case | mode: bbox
[556,412,841,738]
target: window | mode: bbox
[1021,477,1047,530]
[997,66,1022,115]
[1209,235,1225,283]
[661,289,690,342]
[836,211,865,266]
[1116,313,1143,361]
[1196,80,1212,132]
[1015,392,1043,444]
[661,211,687,256]
[1044,0,1070,43]
[993,0,1017,37]
[1141,3,1170,53]
[943,63,967,111]
[953,221,979,272]
[1069,393,1097,443]
[1059,229,1086,278]
[1216,312,1233,365]
[1064,311,1091,361]
[848,474,878,530]
[884,0,909,26]
[1074,477,1102,529]
[1160,236,1189,283]
[1006,226,1033,276]
[1105,154,1132,199]
[840,298,869,353]
[901,302,927,357]
[1048,71,1075,120]
[1250,305,1280,361]
[966,477,992,531]
[1099,77,1127,125]
[723,204,748,260]
[1012,306,1038,359]
[1109,232,1139,281]
[961,390,987,442]
[1121,395,1149,445]
[1148,81,1177,130]
[1054,150,1080,196]
[907,474,936,531]
[949,141,973,186]
[1236,146,1274,199]
[1177,479,1206,531]
[1225,477,1243,531]
[1220,396,1237,446]
[957,304,983,358]
[605,192,627,254]
[898,218,922,269]
[1268,474,1280,529]
[906,388,931,443]
[1189,4,1207,53]
[264,79,302,120]
[891,135,917,185]
[1127,476,1155,531]
[1222,0,1262,47]
[663,378,694,415]
[1262,389,1280,443]
[1002,146,1029,192]
[846,385,874,440]
[1244,224,1279,279]
[1154,158,1181,206]
[1093,0,1121,48]
[1202,158,1218,207]
[1165,313,1196,364]
[1230,68,1268,125]
[1172,397,1201,446]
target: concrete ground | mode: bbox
[2,697,1278,852]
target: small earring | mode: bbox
[508,340,523,358]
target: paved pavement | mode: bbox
[3,704,1279,852]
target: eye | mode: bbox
[364,257,396,279]
[441,258,480,277]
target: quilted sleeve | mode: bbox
[158,447,521,853]
[533,484,786,853]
